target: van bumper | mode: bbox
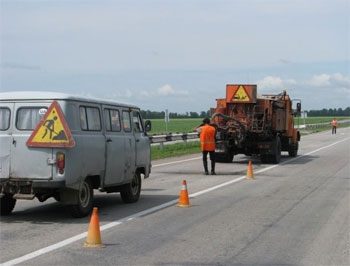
[32,180,66,189]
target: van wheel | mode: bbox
[70,179,93,218]
[0,194,16,215]
[120,171,141,203]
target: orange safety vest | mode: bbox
[332,120,338,127]
[200,124,216,151]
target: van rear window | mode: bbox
[16,107,47,130]
[0,108,10,130]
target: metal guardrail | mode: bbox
[149,132,199,148]
[297,119,350,129]
[150,120,350,147]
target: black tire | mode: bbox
[120,171,141,203]
[260,154,270,164]
[288,142,298,157]
[271,136,281,164]
[214,152,233,163]
[69,179,93,218]
[0,194,16,216]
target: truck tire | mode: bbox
[120,171,141,203]
[0,194,16,216]
[288,142,298,157]
[271,136,281,164]
[260,154,270,164]
[214,152,233,163]
[260,136,281,164]
[69,179,93,218]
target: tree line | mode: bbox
[307,107,350,117]
[141,110,210,119]
[141,107,349,119]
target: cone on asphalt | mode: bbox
[246,160,254,180]
[83,207,105,248]
[177,180,190,207]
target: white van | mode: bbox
[0,91,151,217]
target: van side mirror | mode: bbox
[144,120,151,132]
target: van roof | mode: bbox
[0,91,139,108]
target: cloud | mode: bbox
[308,73,350,88]
[156,85,189,96]
[257,76,297,92]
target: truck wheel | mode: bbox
[260,154,270,164]
[70,179,93,218]
[271,136,281,164]
[120,171,141,203]
[288,142,298,157]
[215,152,233,163]
[0,194,16,215]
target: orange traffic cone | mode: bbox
[83,207,105,248]
[177,180,190,207]
[246,160,254,179]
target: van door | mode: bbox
[103,107,126,185]
[10,103,53,179]
[0,104,13,179]
[121,109,135,181]
[132,110,151,177]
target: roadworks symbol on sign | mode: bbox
[233,85,250,102]
[26,101,75,147]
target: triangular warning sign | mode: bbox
[26,101,75,147]
[232,85,251,102]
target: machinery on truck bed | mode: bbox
[210,84,301,164]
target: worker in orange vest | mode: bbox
[194,118,217,175]
[331,118,338,134]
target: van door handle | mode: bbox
[106,138,112,143]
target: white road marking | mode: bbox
[1,137,349,266]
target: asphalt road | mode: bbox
[1,128,349,266]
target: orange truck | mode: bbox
[210,84,301,163]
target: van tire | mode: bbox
[120,171,141,203]
[69,179,93,218]
[0,194,16,215]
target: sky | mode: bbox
[1,0,349,114]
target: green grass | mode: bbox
[149,118,202,134]
[151,141,201,160]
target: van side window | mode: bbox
[104,109,121,132]
[80,106,101,131]
[16,107,47,130]
[0,108,10,130]
[133,111,144,133]
[122,110,131,132]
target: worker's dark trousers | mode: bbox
[202,151,215,174]
[332,126,337,134]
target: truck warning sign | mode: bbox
[232,85,250,102]
[26,101,75,147]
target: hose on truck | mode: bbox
[211,112,247,134]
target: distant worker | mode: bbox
[331,118,338,134]
[193,118,216,175]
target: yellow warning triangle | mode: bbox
[26,101,75,147]
[232,85,251,102]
